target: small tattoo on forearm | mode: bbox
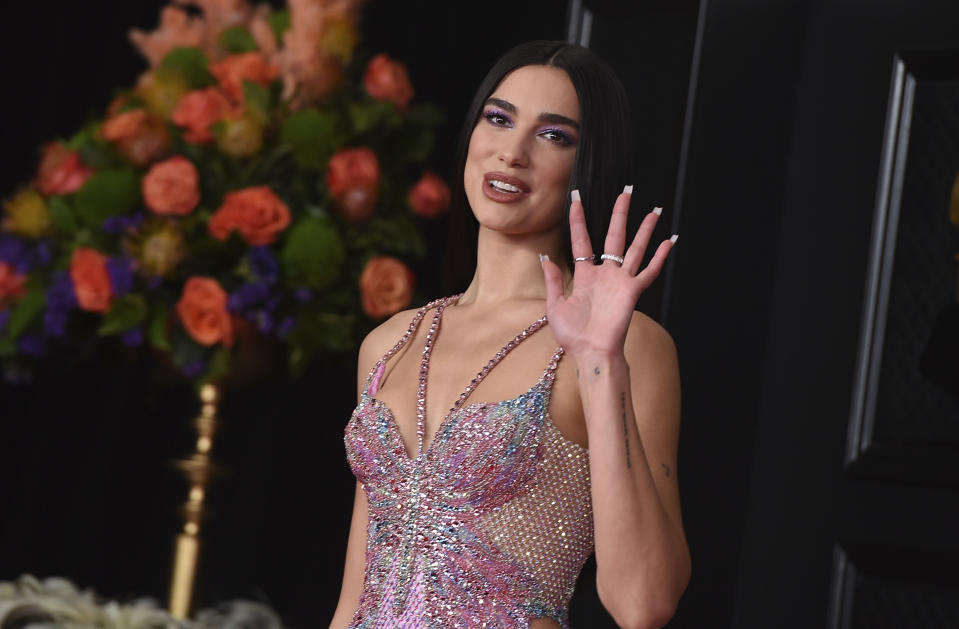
[594,366,600,375]
[661,463,671,477]
[621,392,631,468]
[576,368,580,379]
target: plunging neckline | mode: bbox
[365,295,555,462]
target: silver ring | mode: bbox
[600,253,624,264]
[573,255,595,262]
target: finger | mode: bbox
[601,185,633,263]
[569,190,594,262]
[539,253,565,312]
[623,206,662,275]
[634,235,677,292]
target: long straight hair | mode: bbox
[443,41,635,293]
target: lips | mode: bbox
[482,172,530,203]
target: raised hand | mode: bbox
[540,187,677,359]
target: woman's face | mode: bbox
[464,65,580,237]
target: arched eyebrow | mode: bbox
[485,97,580,131]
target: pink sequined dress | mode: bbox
[344,295,593,628]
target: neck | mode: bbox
[458,224,570,307]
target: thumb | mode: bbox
[539,254,564,313]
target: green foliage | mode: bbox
[98,295,147,336]
[74,169,139,227]
[281,217,345,290]
[219,26,258,54]
[242,80,272,124]
[267,10,291,43]
[160,47,215,89]
[279,108,341,170]
[47,196,78,234]
[348,101,395,134]
[6,287,46,341]
[287,311,355,377]
[146,305,171,351]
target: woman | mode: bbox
[330,41,690,629]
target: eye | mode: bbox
[483,108,512,127]
[540,127,575,146]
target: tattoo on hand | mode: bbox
[621,392,631,468]
[661,463,671,478]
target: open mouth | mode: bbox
[488,179,522,193]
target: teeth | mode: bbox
[489,179,521,193]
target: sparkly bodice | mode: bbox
[344,296,593,628]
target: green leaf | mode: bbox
[199,347,231,386]
[287,311,355,377]
[281,217,345,290]
[74,169,140,227]
[406,103,445,127]
[160,47,215,89]
[146,305,171,351]
[66,121,101,152]
[47,196,79,234]
[279,108,340,170]
[243,80,272,124]
[348,101,394,133]
[6,289,46,341]
[267,10,291,43]
[219,26,258,53]
[98,294,147,336]
[0,337,14,357]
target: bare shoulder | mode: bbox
[623,310,679,372]
[357,306,421,373]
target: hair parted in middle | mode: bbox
[443,40,636,293]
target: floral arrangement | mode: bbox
[0,0,450,385]
[0,574,285,629]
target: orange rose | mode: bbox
[142,156,200,216]
[34,143,94,196]
[408,171,450,218]
[0,262,27,307]
[210,52,279,103]
[171,88,232,144]
[363,53,414,110]
[208,186,291,246]
[70,247,112,313]
[100,109,170,166]
[176,276,234,347]
[359,256,415,319]
[326,147,380,221]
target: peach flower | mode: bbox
[408,171,450,218]
[363,53,414,110]
[171,88,233,144]
[100,109,170,166]
[208,186,291,246]
[129,6,206,68]
[0,262,27,307]
[326,147,380,221]
[359,256,414,319]
[70,247,112,313]
[210,52,279,103]
[143,156,200,216]
[34,143,94,196]
[176,276,234,347]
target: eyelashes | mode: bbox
[481,108,577,147]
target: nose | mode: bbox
[498,135,530,168]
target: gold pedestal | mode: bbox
[168,383,220,619]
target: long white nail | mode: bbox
[623,184,634,195]
[571,189,581,202]
[652,206,663,216]
[539,253,550,265]
[670,234,679,244]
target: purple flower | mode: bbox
[17,334,45,356]
[122,328,144,347]
[277,315,295,338]
[0,309,10,332]
[228,282,269,314]
[183,359,206,379]
[254,310,274,334]
[293,288,312,303]
[44,271,77,338]
[34,240,53,265]
[107,256,135,296]
[102,213,145,235]
[0,235,31,273]
[249,247,278,284]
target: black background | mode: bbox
[3,1,959,628]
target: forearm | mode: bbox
[576,350,690,628]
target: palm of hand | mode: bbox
[541,189,676,358]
